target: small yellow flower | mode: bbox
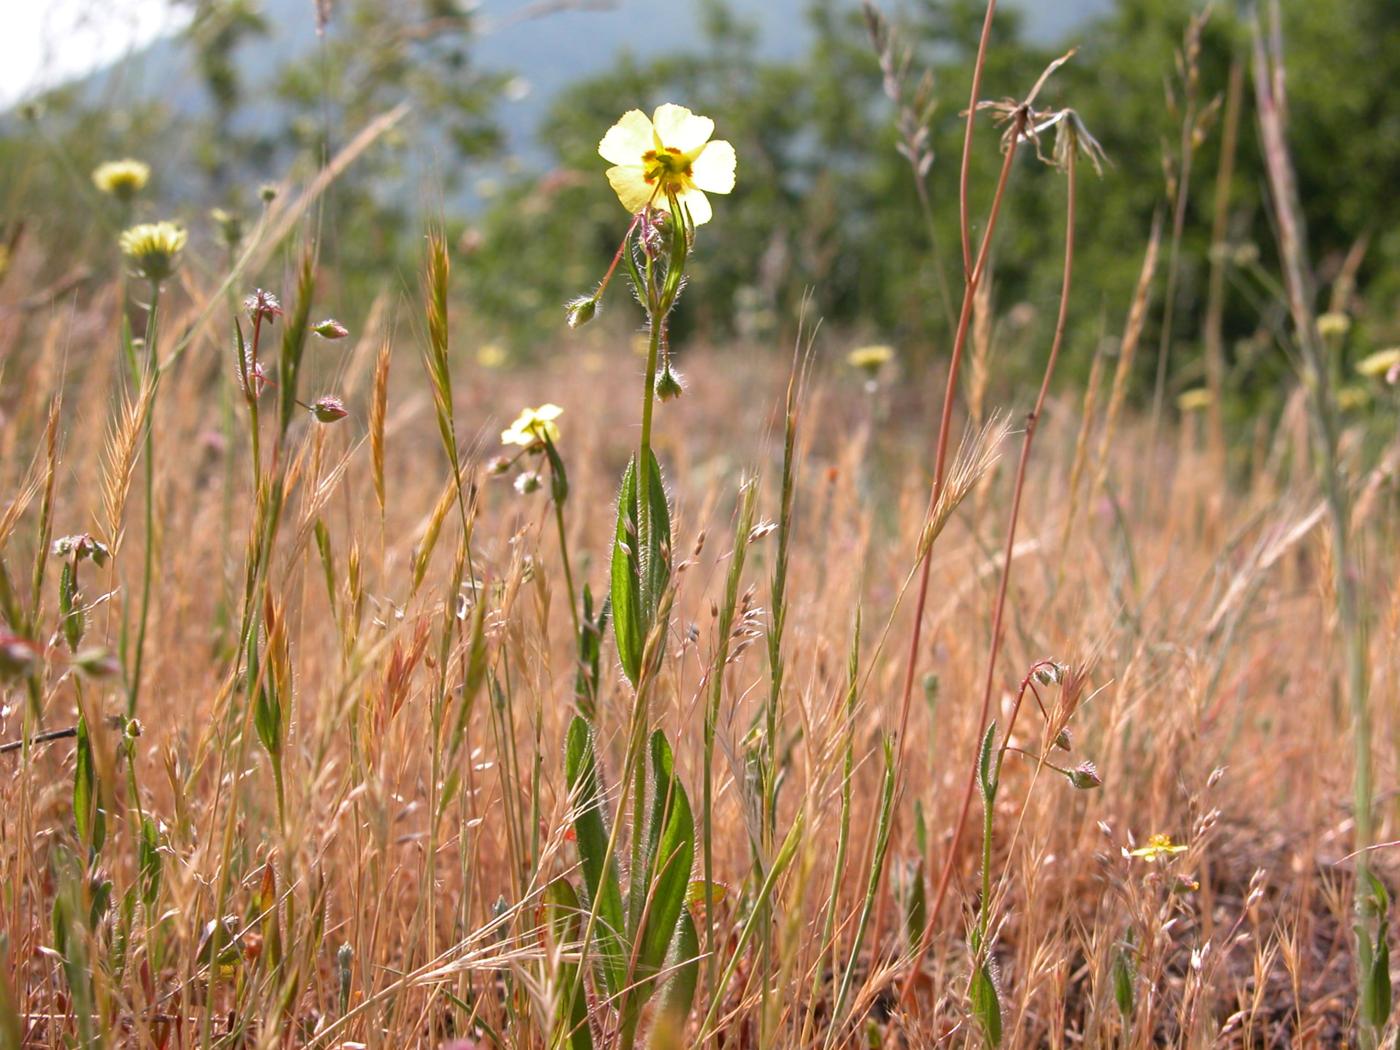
[1316,312,1351,340]
[1176,388,1213,412]
[92,158,150,202]
[1128,833,1188,861]
[599,103,736,226]
[1356,348,1400,379]
[501,404,562,448]
[477,343,507,369]
[847,344,895,375]
[119,221,187,283]
[1336,385,1370,412]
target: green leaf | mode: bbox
[59,560,83,652]
[574,585,605,718]
[276,249,316,440]
[611,457,644,685]
[543,435,569,505]
[633,731,695,995]
[651,909,699,1048]
[610,452,671,687]
[1360,870,1393,1030]
[903,859,928,953]
[977,720,999,805]
[564,717,628,998]
[544,879,595,1050]
[139,816,162,909]
[73,713,104,853]
[970,960,1002,1047]
[1112,939,1136,1019]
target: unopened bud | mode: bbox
[514,471,543,495]
[565,295,598,329]
[485,456,512,477]
[72,648,122,680]
[656,367,685,402]
[260,184,278,204]
[312,318,349,340]
[310,396,348,423]
[1067,760,1102,790]
[0,631,40,680]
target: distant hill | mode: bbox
[68,0,1110,164]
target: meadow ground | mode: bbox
[1,281,1393,1045]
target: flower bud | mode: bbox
[485,456,513,477]
[656,366,685,402]
[565,295,598,329]
[514,471,543,495]
[72,648,122,680]
[1317,312,1351,340]
[310,396,348,423]
[210,208,243,250]
[260,184,278,204]
[245,289,283,324]
[312,318,350,340]
[1066,761,1102,790]
[0,631,40,680]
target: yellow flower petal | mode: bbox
[606,165,656,213]
[675,188,713,227]
[599,109,654,165]
[651,103,713,153]
[690,140,736,195]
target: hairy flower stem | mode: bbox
[552,493,581,643]
[894,109,1025,997]
[127,277,161,719]
[959,0,998,278]
[949,141,1077,993]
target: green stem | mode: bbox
[552,490,580,643]
[127,278,161,719]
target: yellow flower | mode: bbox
[1356,348,1400,379]
[847,344,895,375]
[1176,388,1213,412]
[119,221,187,283]
[477,343,507,369]
[598,104,736,226]
[92,158,150,202]
[501,404,562,448]
[1336,385,1370,412]
[1316,312,1351,340]
[1128,833,1187,861]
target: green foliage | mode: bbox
[970,960,1003,1047]
[609,451,671,688]
[563,718,698,1047]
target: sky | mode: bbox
[1,0,188,108]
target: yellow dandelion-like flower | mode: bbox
[847,344,895,375]
[1356,348,1400,379]
[1176,388,1213,412]
[119,221,187,283]
[477,343,507,369]
[1128,833,1188,861]
[1336,385,1370,412]
[501,404,563,448]
[1316,312,1351,340]
[598,103,736,226]
[92,158,150,202]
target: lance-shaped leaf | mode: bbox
[564,717,627,998]
[610,452,671,686]
[544,878,595,1050]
